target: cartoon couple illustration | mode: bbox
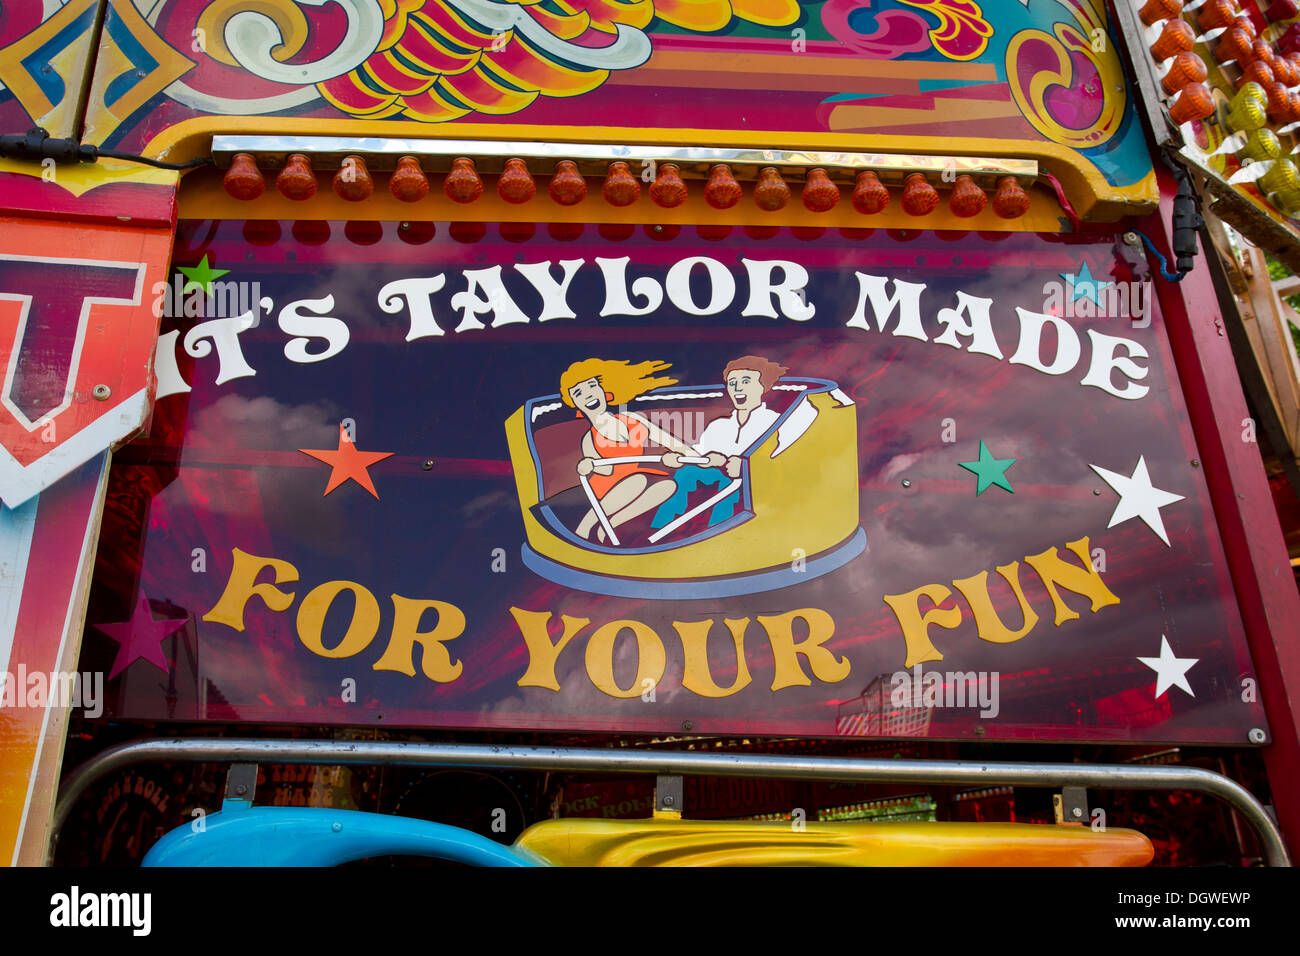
[559,355,789,543]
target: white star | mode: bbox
[1089,456,1185,546]
[1137,635,1198,699]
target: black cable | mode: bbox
[95,149,213,170]
[0,127,211,171]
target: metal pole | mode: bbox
[50,738,1291,866]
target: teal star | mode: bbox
[1059,260,1112,306]
[958,440,1016,496]
[176,255,230,296]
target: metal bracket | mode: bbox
[1053,786,1088,824]
[225,763,258,803]
[49,739,1292,866]
[655,774,683,814]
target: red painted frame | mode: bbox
[1141,165,1300,858]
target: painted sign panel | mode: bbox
[86,220,1265,743]
[76,0,1153,209]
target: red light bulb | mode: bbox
[704,164,742,209]
[949,174,987,217]
[497,158,536,204]
[1267,0,1298,23]
[992,177,1030,219]
[548,160,586,205]
[851,170,890,214]
[223,152,264,200]
[389,156,429,202]
[332,154,373,202]
[444,157,483,203]
[602,161,641,207]
[802,167,840,212]
[275,154,316,201]
[649,163,687,208]
[753,167,790,211]
[901,173,939,216]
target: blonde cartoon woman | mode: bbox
[561,359,697,543]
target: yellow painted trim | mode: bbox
[0,159,178,196]
[144,116,1157,221]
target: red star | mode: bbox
[299,424,394,498]
[94,594,187,679]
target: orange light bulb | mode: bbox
[548,160,587,205]
[389,156,429,202]
[223,152,264,200]
[649,163,687,208]
[332,154,373,202]
[851,170,890,214]
[704,164,742,209]
[901,173,939,216]
[497,158,536,204]
[1151,18,1195,61]
[801,167,840,212]
[443,157,483,203]
[753,167,790,211]
[275,154,316,201]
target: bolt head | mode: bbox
[234,784,247,795]
[682,720,693,732]
[1249,727,1266,744]
[901,479,911,488]
[663,795,674,806]
[92,384,111,400]
[421,460,435,471]
[1071,806,1083,818]
[1123,231,1140,246]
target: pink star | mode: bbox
[94,595,187,679]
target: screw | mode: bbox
[1071,806,1084,818]
[1249,727,1266,744]
[92,384,111,400]
[332,822,343,832]
[1191,459,1200,467]
[682,720,693,731]
[234,784,247,795]
[662,795,675,807]
[654,225,664,233]
[421,460,434,471]
[1122,231,1140,246]
[1093,488,1101,495]
[973,725,986,737]
[901,479,911,488]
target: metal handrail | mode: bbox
[49,738,1291,866]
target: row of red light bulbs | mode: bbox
[1141,0,1300,124]
[222,152,1032,219]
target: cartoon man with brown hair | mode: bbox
[663,355,789,478]
[655,355,789,530]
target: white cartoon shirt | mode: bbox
[693,403,779,457]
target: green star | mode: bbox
[958,440,1016,496]
[176,255,230,296]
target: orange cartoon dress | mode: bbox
[587,413,668,499]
